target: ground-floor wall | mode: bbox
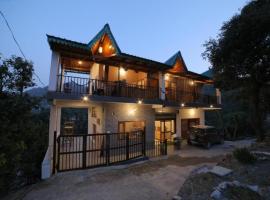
[42,100,156,179]
[42,100,206,179]
[103,103,155,142]
[176,108,205,138]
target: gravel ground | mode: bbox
[178,141,270,200]
[2,139,254,200]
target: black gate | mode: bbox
[53,130,167,173]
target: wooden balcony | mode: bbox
[56,75,159,100]
[165,87,218,105]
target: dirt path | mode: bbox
[6,156,220,200]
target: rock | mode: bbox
[172,195,182,200]
[251,151,270,156]
[232,180,240,186]
[191,165,212,175]
[209,166,232,177]
[247,185,259,193]
[210,189,222,200]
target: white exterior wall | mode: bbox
[42,104,61,179]
[104,103,155,142]
[48,51,60,91]
[176,108,205,138]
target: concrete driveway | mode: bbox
[7,139,254,200]
[169,138,255,158]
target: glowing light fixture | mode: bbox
[165,74,169,81]
[190,80,194,85]
[210,105,213,108]
[98,46,103,53]
[82,96,88,101]
[137,100,142,104]
[189,109,195,115]
[109,45,113,49]
[78,60,82,65]
[181,103,185,107]
[120,67,126,76]
[128,108,137,116]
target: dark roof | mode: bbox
[201,69,213,78]
[46,24,213,81]
[165,51,188,71]
[47,35,88,50]
[87,24,121,54]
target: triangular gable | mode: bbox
[88,24,121,56]
[165,51,188,73]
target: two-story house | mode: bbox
[42,24,221,178]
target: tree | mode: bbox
[203,0,270,140]
[1,56,35,95]
[0,55,48,196]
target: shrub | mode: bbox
[233,148,256,164]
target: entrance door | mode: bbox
[181,118,200,139]
[155,119,175,141]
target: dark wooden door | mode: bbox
[181,118,200,139]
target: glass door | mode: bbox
[155,119,175,141]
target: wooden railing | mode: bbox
[165,88,218,105]
[56,75,159,99]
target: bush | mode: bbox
[233,148,256,164]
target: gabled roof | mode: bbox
[46,24,213,82]
[47,35,88,50]
[165,51,188,71]
[87,24,121,55]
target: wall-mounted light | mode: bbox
[109,45,113,49]
[181,103,185,107]
[189,109,195,116]
[210,105,213,108]
[120,67,126,76]
[98,46,103,53]
[78,60,82,65]
[82,96,89,101]
[190,80,194,86]
[137,99,142,104]
[165,74,169,81]
[128,108,137,116]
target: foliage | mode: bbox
[233,148,256,164]
[0,55,35,95]
[0,56,48,196]
[203,0,270,140]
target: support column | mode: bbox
[48,51,60,91]
[42,104,61,179]
[176,110,182,138]
[159,72,165,100]
[216,88,221,104]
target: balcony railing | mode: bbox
[57,75,159,100]
[165,88,218,105]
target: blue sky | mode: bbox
[0,0,248,86]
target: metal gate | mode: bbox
[52,130,167,173]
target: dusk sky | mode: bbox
[1,0,248,86]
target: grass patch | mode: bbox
[223,186,261,200]
[233,148,256,164]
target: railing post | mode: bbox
[161,139,167,155]
[164,139,168,155]
[52,131,57,174]
[142,129,146,156]
[126,133,129,160]
[106,134,110,165]
[82,135,87,169]
[57,135,61,171]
